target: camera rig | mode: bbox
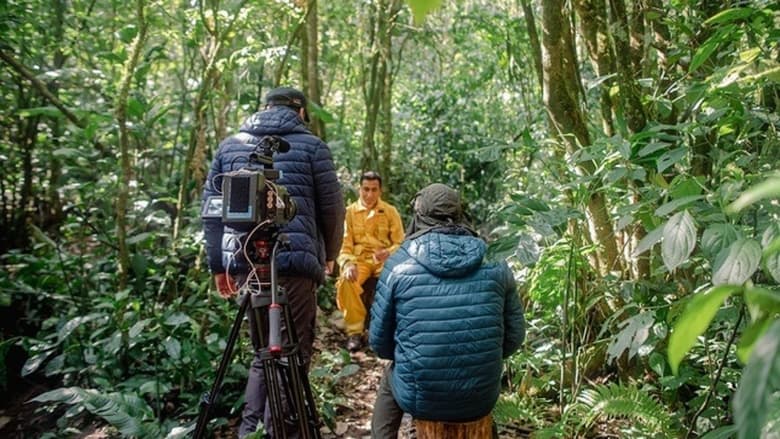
[202,135,297,233]
[195,136,321,438]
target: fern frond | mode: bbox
[493,394,527,424]
[575,383,676,437]
[31,386,159,437]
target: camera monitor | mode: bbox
[223,172,265,223]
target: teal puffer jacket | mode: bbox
[369,231,525,421]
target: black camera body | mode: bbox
[202,136,297,232]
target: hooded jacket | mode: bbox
[369,231,525,421]
[201,106,345,283]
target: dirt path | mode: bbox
[316,310,389,439]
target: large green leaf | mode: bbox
[22,348,56,377]
[733,320,780,439]
[701,223,741,258]
[163,336,181,360]
[656,147,687,173]
[690,25,736,74]
[164,312,191,327]
[514,233,540,266]
[632,223,665,257]
[744,286,780,321]
[668,285,741,375]
[764,251,780,284]
[662,211,697,272]
[30,387,156,437]
[727,177,780,213]
[607,312,654,363]
[763,224,780,248]
[700,425,738,439]
[762,224,780,283]
[736,317,772,364]
[704,7,754,25]
[712,239,762,285]
[654,195,704,217]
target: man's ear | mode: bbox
[299,107,310,123]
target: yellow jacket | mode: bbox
[338,199,404,270]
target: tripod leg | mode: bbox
[262,357,289,438]
[193,294,250,439]
[282,306,322,439]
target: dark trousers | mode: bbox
[238,276,317,438]
[371,364,404,439]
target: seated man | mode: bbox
[336,171,404,351]
[369,183,526,437]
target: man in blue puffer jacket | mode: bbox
[201,87,345,437]
[369,183,525,437]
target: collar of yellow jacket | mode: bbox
[355,198,387,212]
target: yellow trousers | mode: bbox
[336,260,382,335]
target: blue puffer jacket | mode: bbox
[369,232,525,421]
[201,106,345,283]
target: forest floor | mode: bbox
[0,309,529,438]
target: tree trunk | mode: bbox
[541,0,621,276]
[360,0,399,177]
[114,0,148,289]
[303,0,326,139]
[378,0,401,187]
[572,0,616,136]
[173,0,251,239]
[360,0,382,173]
[519,0,543,90]
[646,0,677,124]
[607,0,647,134]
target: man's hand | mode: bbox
[343,263,358,282]
[214,273,238,299]
[374,248,390,263]
[325,260,335,276]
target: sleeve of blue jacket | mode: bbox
[501,263,526,358]
[312,140,345,262]
[369,264,397,360]
[202,145,226,273]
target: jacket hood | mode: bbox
[406,232,486,278]
[239,106,310,136]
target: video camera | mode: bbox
[202,135,297,232]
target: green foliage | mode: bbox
[661,210,697,272]
[607,311,655,364]
[727,177,780,214]
[668,285,741,375]
[309,348,359,432]
[492,393,548,431]
[1,0,779,435]
[31,386,163,437]
[575,383,677,438]
[733,321,780,439]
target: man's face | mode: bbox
[359,179,382,208]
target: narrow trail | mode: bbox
[316,310,391,439]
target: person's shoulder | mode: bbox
[480,257,514,283]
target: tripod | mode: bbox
[193,232,321,439]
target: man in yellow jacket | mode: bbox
[337,171,404,351]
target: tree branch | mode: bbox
[0,48,85,128]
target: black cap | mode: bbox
[264,87,309,122]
